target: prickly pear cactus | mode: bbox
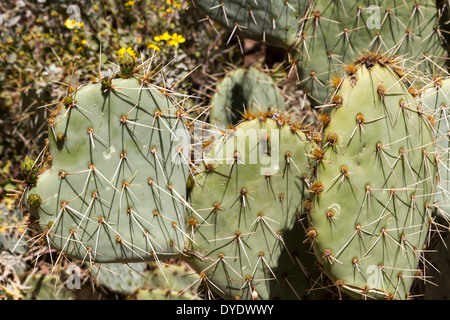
[297,0,446,104]
[210,67,285,127]
[94,260,202,299]
[25,61,191,263]
[195,0,447,106]
[419,76,450,224]
[133,262,203,300]
[193,0,308,48]
[93,262,147,295]
[186,113,323,300]
[22,274,78,300]
[308,53,436,299]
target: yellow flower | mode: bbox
[147,43,160,51]
[64,19,76,29]
[77,40,87,52]
[153,32,185,47]
[118,47,137,58]
[165,0,181,9]
[166,0,181,7]
[124,0,135,6]
[154,32,171,42]
[64,19,84,29]
[169,33,185,46]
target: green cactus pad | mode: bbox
[297,0,446,104]
[94,261,202,298]
[134,262,203,300]
[210,67,285,127]
[26,77,191,263]
[193,0,308,48]
[419,77,450,224]
[22,274,78,300]
[194,1,446,106]
[310,54,436,299]
[93,262,147,295]
[186,114,323,300]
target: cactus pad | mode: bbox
[297,0,446,104]
[419,77,450,224]
[210,67,285,127]
[26,77,191,263]
[309,54,436,299]
[186,114,323,300]
[194,0,307,48]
